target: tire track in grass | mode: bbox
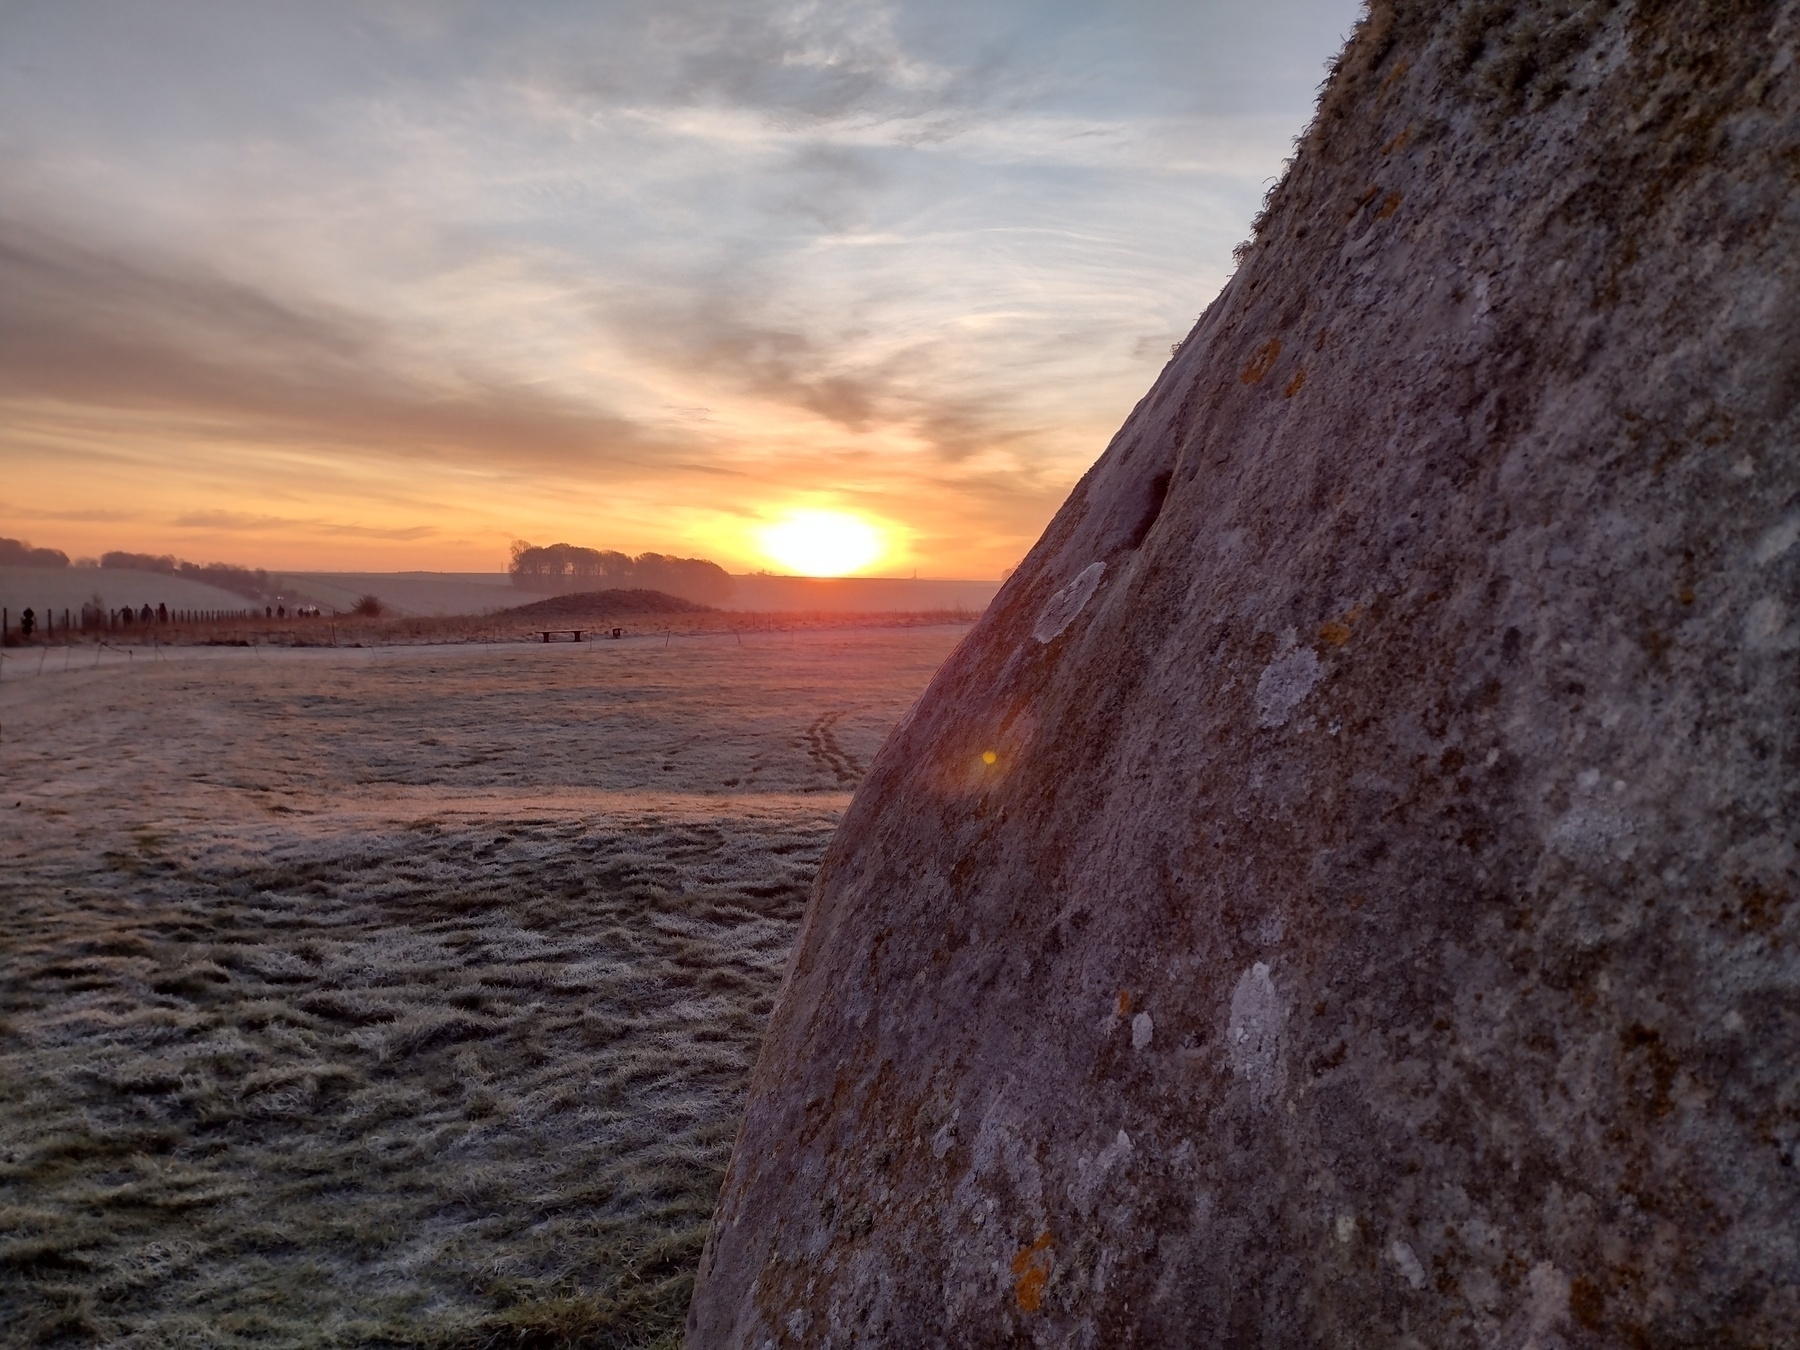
[802,711,862,785]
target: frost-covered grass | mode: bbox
[0,629,964,1346]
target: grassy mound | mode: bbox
[496,590,711,622]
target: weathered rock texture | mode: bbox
[689,2,1800,1344]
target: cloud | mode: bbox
[606,278,1038,462]
[0,504,144,524]
[0,218,672,476]
[171,511,439,540]
[535,0,983,128]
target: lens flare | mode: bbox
[757,510,885,577]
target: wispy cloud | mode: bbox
[171,511,440,541]
[0,220,672,473]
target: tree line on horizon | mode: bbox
[6,532,739,607]
[0,537,280,602]
[508,542,735,604]
[0,536,72,568]
[97,552,279,602]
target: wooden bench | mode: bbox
[539,629,584,643]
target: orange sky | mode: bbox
[0,2,1359,578]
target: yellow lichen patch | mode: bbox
[1283,369,1308,399]
[1319,605,1364,647]
[1347,183,1382,220]
[1116,989,1133,1016]
[1240,339,1282,385]
[1377,191,1404,220]
[1011,1232,1053,1312]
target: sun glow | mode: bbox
[756,509,887,577]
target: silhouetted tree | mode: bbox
[508,542,733,602]
[0,537,70,568]
[100,551,278,601]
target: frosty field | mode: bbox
[0,628,966,1347]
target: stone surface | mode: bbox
[689,2,1800,1344]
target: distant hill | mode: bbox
[495,589,712,621]
[288,572,517,617]
[0,565,268,617]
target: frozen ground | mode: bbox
[0,627,966,1347]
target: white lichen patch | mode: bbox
[1522,1261,1572,1343]
[1227,961,1286,1104]
[1548,804,1639,869]
[1254,635,1323,728]
[1753,511,1800,564]
[1073,1128,1135,1214]
[1744,596,1799,651]
[1033,562,1106,643]
[1131,1011,1154,1050]
[1389,1239,1427,1290]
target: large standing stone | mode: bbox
[690,2,1800,1344]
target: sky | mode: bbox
[0,0,1362,578]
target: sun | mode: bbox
[757,509,886,577]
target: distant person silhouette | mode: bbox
[19,608,34,639]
